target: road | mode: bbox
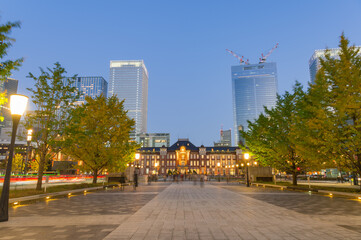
[0,176,106,190]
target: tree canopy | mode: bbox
[26,62,79,190]
[0,20,23,122]
[61,95,139,183]
[241,34,361,188]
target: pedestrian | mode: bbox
[200,175,204,188]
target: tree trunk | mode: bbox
[292,171,298,186]
[93,170,98,184]
[36,153,46,191]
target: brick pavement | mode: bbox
[105,182,361,240]
[1,182,361,239]
[0,183,169,240]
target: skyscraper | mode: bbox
[309,47,361,83]
[136,133,170,147]
[70,76,108,104]
[232,62,278,144]
[214,129,232,147]
[0,78,18,128]
[109,60,148,135]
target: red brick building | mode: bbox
[133,138,245,176]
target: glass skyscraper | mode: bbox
[109,60,148,135]
[65,76,108,104]
[309,47,361,83]
[232,62,278,145]
[0,78,18,128]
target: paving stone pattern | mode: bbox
[221,184,361,216]
[0,184,169,240]
[105,182,361,240]
[1,182,361,239]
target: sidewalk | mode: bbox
[105,182,361,240]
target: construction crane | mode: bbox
[259,43,279,63]
[226,49,244,65]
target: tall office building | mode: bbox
[309,47,361,83]
[136,133,170,147]
[214,129,232,147]
[109,60,148,135]
[0,78,18,128]
[232,62,278,145]
[69,76,108,104]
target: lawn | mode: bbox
[255,181,361,193]
[0,183,105,199]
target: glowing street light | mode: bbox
[244,153,250,187]
[23,129,33,173]
[0,95,28,222]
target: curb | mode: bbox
[251,183,361,200]
[9,186,104,205]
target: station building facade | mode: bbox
[133,138,245,176]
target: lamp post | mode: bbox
[23,129,32,174]
[244,153,250,187]
[0,94,28,222]
[134,153,140,188]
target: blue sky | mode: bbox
[2,0,361,146]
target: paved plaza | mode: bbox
[1,182,361,239]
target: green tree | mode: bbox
[25,63,79,190]
[62,95,139,183]
[0,20,23,121]
[11,153,23,173]
[241,83,311,185]
[302,34,361,188]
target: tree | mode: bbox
[241,82,311,185]
[25,63,79,190]
[0,20,23,121]
[61,95,139,183]
[11,154,23,173]
[302,34,361,188]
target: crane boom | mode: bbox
[259,43,279,63]
[226,49,244,64]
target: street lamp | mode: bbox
[23,129,32,173]
[244,153,250,187]
[0,94,28,222]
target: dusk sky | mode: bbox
[2,0,361,146]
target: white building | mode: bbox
[109,60,148,135]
